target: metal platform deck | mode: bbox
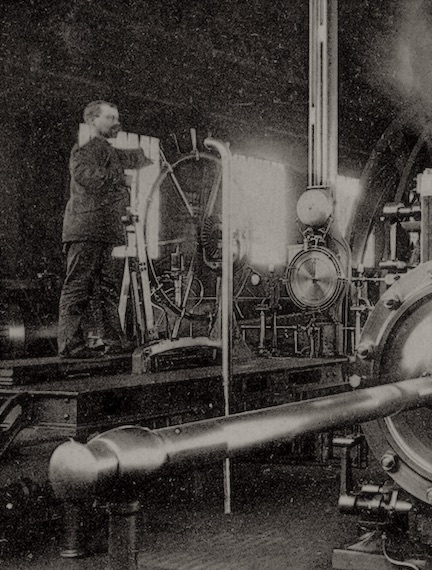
[0,356,348,439]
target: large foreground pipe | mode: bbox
[50,375,432,501]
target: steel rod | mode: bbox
[204,137,234,514]
[50,375,432,502]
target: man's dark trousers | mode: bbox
[58,241,123,356]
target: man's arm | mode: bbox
[115,147,153,170]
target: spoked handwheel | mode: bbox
[143,152,226,333]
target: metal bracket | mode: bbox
[333,434,365,496]
[0,392,32,459]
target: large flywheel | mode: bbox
[347,109,432,269]
[354,261,432,503]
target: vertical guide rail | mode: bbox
[309,0,328,189]
[309,0,347,353]
[308,0,338,194]
[328,0,338,195]
[204,137,233,515]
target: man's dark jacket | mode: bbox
[62,137,152,244]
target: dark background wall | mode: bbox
[0,0,428,282]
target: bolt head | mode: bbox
[357,342,374,360]
[349,374,362,388]
[383,295,402,310]
[380,452,398,473]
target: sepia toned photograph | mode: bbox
[1,1,432,568]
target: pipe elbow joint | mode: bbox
[49,426,167,502]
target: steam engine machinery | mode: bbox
[6,0,432,567]
[46,1,432,567]
[0,139,352,364]
[46,253,432,570]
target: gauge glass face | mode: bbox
[380,296,432,478]
[287,249,343,310]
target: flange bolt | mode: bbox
[380,452,398,473]
[349,374,362,388]
[383,295,402,310]
[357,342,375,360]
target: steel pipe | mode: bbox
[203,137,234,513]
[49,375,432,502]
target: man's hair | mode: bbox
[83,100,117,124]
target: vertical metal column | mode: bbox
[328,0,338,193]
[420,192,432,262]
[222,142,233,515]
[309,0,338,195]
[308,0,346,355]
[204,137,234,515]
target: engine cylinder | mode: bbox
[354,260,432,504]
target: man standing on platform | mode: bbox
[58,100,152,359]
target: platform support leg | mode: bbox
[108,500,141,570]
[333,434,364,496]
[60,501,86,558]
